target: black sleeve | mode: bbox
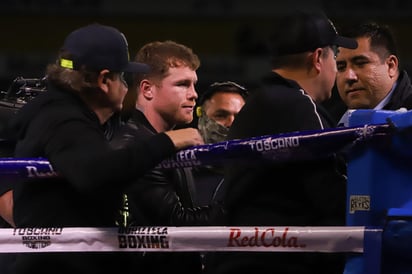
[21,111,176,193]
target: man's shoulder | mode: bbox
[256,83,314,111]
[110,115,154,149]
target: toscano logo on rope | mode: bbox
[13,227,63,249]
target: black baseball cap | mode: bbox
[198,81,249,106]
[270,10,358,56]
[59,23,150,73]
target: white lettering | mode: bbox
[248,137,300,151]
[26,164,58,178]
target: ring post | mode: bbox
[345,109,412,274]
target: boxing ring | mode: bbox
[2,109,412,274]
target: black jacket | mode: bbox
[206,72,347,274]
[9,84,176,274]
[382,70,412,110]
[110,109,225,274]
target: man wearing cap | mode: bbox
[196,81,248,145]
[205,10,358,274]
[193,81,248,205]
[8,24,203,274]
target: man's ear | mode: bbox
[140,79,153,99]
[312,48,323,73]
[387,55,399,78]
[98,69,111,93]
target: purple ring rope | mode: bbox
[0,123,392,180]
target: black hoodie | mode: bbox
[9,84,176,274]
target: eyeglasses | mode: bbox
[119,72,128,87]
[330,45,339,59]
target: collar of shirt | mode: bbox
[338,81,398,127]
[374,81,397,110]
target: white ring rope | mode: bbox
[0,226,369,253]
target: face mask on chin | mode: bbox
[197,114,229,144]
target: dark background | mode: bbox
[1,0,412,96]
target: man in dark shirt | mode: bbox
[206,10,358,274]
[194,81,248,205]
[8,24,203,274]
[110,40,224,274]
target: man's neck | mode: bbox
[138,107,175,133]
